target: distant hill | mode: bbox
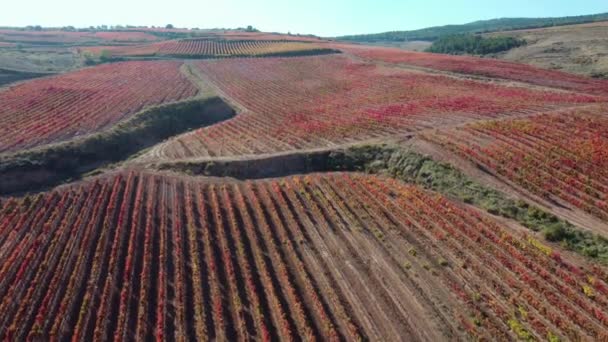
[486,21,608,78]
[337,12,608,42]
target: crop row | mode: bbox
[218,31,323,42]
[153,55,599,160]
[84,39,328,58]
[0,171,606,340]
[335,44,608,96]
[424,105,608,222]
[0,61,198,153]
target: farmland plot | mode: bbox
[424,105,608,223]
[336,44,608,96]
[0,171,606,340]
[83,39,331,58]
[0,61,198,153]
[151,55,599,160]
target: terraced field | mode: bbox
[424,104,608,223]
[146,55,600,160]
[3,27,608,342]
[335,44,608,96]
[83,39,332,58]
[1,171,607,340]
[0,61,197,153]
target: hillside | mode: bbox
[3,170,608,340]
[138,54,600,161]
[337,12,608,42]
[0,29,328,85]
[0,61,197,153]
[486,21,608,77]
[3,26,608,341]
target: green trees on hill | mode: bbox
[427,34,526,55]
[337,12,608,42]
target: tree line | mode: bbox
[426,34,526,55]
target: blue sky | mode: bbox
[3,0,608,36]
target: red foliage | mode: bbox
[334,44,608,96]
[157,55,597,159]
[426,105,608,220]
[1,171,606,340]
[0,61,197,153]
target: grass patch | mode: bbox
[327,144,608,263]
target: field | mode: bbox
[1,171,607,340]
[0,61,197,153]
[423,105,608,223]
[3,24,608,341]
[0,47,81,74]
[82,39,332,58]
[336,44,608,96]
[147,55,599,160]
[218,31,323,42]
[0,29,160,44]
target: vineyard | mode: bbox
[335,44,608,96]
[3,23,608,342]
[0,61,198,153]
[424,105,608,223]
[218,31,323,42]
[148,55,600,160]
[83,39,331,58]
[1,171,607,340]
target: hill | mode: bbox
[486,21,608,78]
[336,12,608,42]
[0,61,197,154]
[4,27,608,341]
[2,170,608,340]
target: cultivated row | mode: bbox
[83,39,328,58]
[424,105,608,223]
[0,61,198,153]
[0,171,606,340]
[336,44,608,96]
[152,55,599,160]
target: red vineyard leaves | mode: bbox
[155,55,599,160]
[424,105,608,222]
[0,171,605,340]
[0,61,198,153]
[334,44,608,96]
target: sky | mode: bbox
[2,0,608,37]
